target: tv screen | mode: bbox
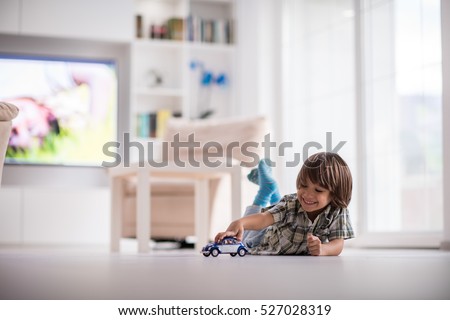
[0,53,118,166]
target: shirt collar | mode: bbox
[297,201,332,218]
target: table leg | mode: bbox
[231,165,242,221]
[110,176,123,252]
[195,179,209,251]
[136,168,150,253]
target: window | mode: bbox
[361,0,442,236]
[279,0,358,226]
[279,0,443,246]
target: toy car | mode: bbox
[201,236,248,257]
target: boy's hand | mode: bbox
[215,220,244,243]
[307,233,322,256]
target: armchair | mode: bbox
[0,102,19,185]
[121,115,268,241]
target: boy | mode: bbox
[215,152,354,256]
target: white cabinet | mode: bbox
[0,187,110,245]
[21,0,133,41]
[131,0,237,142]
[22,187,110,244]
[0,187,22,243]
[0,0,20,34]
[0,0,133,41]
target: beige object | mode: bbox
[120,115,268,243]
[0,102,19,185]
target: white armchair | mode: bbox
[0,102,19,185]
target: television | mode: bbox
[0,53,118,166]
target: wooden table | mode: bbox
[109,161,242,253]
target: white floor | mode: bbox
[1,243,449,300]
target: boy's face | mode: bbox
[297,179,331,214]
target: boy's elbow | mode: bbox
[326,238,344,256]
[334,247,343,256]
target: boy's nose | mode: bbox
[303,191,315,200]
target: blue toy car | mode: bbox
[201,236,248,257]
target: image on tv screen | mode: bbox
[0,53,118,166]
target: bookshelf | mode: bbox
[131,0,236,145]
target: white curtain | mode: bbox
[279,0,358,225]
[279,0,443,246]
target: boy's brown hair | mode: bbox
[296,152,353,208]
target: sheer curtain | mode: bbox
[279,0,443,246]
[359,0,442,246]
[279,0,358,228]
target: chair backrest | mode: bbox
[0,102,19,185]
[162,116,268,167]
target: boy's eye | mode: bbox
[315,189,323,193]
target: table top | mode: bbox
[108,160,242,179]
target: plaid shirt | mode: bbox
[248,193,354,255]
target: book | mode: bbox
[186,16,233,44]
[203,20,213,43]
[156,109,172,138]
[137,113,149,138]
[226,19,234,44]
[149,112,157,138]
[135,15,143,38]
[136,110,181,139]
[214,20,226,44]
[167,17,184,41]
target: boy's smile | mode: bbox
[297,180,332,214]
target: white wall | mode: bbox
[441,0,450,250]
[0,0,133,41]
[235,0,280,120]
[235,0,283,185]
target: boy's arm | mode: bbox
[307,234,344,256]
[215,212,275,242]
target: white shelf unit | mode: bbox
[131,0,237,144]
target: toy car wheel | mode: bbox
[238,248,247,257]
[211,248,220,257]
[203,252,210,257]
[230,253,237,257]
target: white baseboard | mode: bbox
[348,232,442,249]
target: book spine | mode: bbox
[156,109,172,138]
[187,17,233,44]
[149,112,157,138]
[136,15,143,38]
[137,113,150,138]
